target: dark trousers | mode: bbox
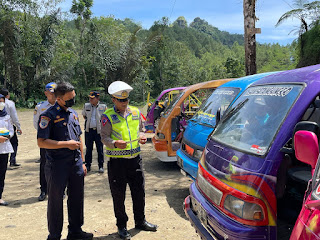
[85,129,104,168]
[45,158,84,239]
[107,155,145,228]
[0,154,9,199]
[40,148,47,193]
[9,127,18,164]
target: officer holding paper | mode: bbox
[100,81,157,240]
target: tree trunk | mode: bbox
[243,0,257,75]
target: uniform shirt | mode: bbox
[37,102,82,162]
[82,102,107,134]
[0,114,14,154]
[5,99,21,130]
[89,107,97,129]
[100,106,145,150]
[33,100,55,129]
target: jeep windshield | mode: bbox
[212,84,303,156]
[190,87,240,127]
[162,92,184,117]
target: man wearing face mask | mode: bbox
[37,82,93,240]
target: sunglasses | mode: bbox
[117,98,129,102]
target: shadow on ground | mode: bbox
[62,228,143,240]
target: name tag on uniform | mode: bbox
[111,114,120,124]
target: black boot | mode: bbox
[135,220,158,232]
[118,227,131,240]
[66,230,93,240]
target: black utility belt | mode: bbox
[110,155,140,161]
[90,128,97,130]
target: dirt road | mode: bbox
[0,110,199,240]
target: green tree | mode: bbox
[70,0,93,85]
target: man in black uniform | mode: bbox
[37,82,93,240]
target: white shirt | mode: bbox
[0,114,14,154]
[5,99,21,130]
[89,106,97,128]
[82,102,107,134]
[33,100,55,130]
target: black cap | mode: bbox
[89,91,100,98]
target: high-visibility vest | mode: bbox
[104,106,141,158]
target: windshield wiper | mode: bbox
[220,98,249,124]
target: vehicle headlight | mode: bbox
[157,133,165,139]
[194,150,203,160]
[224,195,264,221]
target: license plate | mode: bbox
[191,196,207,225]
[177,156,183,168]
[198,205,207,224]
[180,169,187,176]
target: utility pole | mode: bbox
[243,0,260,75]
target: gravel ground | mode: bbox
[0,109,199,240]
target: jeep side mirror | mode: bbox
[294,130,319,170]
[216,107,221,125]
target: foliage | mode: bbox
[0,1,297,108]
[296,23,320,67]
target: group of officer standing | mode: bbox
[32,81,157,240]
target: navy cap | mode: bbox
[89,91,100,98]
[0,94,5,99]
[45,82,57,93]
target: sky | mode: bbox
[59,0,302,45]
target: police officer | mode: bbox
[101,81,157,240]
[82,91,107,173]
[37,82,93,240]
[33,82,57,201]
[0,89,22,167]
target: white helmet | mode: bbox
[108,81,133,99]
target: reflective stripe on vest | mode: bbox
[104,106,141,158]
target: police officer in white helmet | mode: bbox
[101,81,157,240]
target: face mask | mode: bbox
[64,98,75,108]
[0,102,5,111]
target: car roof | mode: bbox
[219,71,280,89]
[251,64,320,86]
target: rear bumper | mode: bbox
[155,151,177,162]
[152,136,177,162]
[176,149,197,180]
[184,195,217,240]
[185,182,274,240]
[152,136,167,152]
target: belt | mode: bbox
[90,128,97,130]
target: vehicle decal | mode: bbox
[244,86,293,97]
[316,184,320,195]
[229,174,277,225]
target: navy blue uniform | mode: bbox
[37,102,84,240]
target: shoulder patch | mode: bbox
[101,114,109,126]
[34,108,37,115]
[132,109,139,120]
[39,116,50,129]
[132,110,138,117]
